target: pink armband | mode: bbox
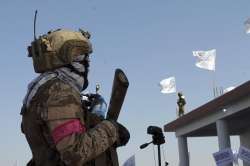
[52,119,86,144]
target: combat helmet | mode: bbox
[27,28,92,73]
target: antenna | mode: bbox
[34,10,38,40]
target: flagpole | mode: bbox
[212,70,216,98]
[193,49,216,98]
[175,81,178,118]
[212,49,216,98]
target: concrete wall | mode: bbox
[175,96,250,137]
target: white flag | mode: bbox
[159,77,176,94]
[123,155,135,166]
[244,18,250,34]
[193,49,216,71]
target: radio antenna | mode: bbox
[34,10,38,40]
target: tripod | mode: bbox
[140,126,168,166]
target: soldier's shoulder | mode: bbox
[41,78,76,93]
[47,78,73,92]
[35,78,81,102]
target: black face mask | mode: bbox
[81,70,89,91]
[81,55,90,91]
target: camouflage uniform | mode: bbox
[21,78,118,166]
[177,92,186,117]
[21,29,128,166]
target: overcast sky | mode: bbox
[1,0,250,165]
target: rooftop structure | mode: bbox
[164,80,250,166]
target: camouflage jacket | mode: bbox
[21,78,118,166]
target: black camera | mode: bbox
[147,126,163,136]
[140,126,168,166]
[147,126,165,145]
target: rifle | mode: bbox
[83,68,129,125]
[107,68,129,121]
[83,68,129,166]
[106,68,129,166]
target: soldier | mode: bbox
[21,29,130,166]
[177,92,186,117]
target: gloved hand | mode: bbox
[110,121,130,147]
[82,93,101,105]
[85,93,100,100]
[90,94,107,118]
[82,93,107,118]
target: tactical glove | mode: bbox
[110,121,130,147]
[82,93,107,118]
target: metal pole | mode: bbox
[158,145,161,166]
[216,120,231,150]
[216,119,232,166]
[212,70,216,98]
